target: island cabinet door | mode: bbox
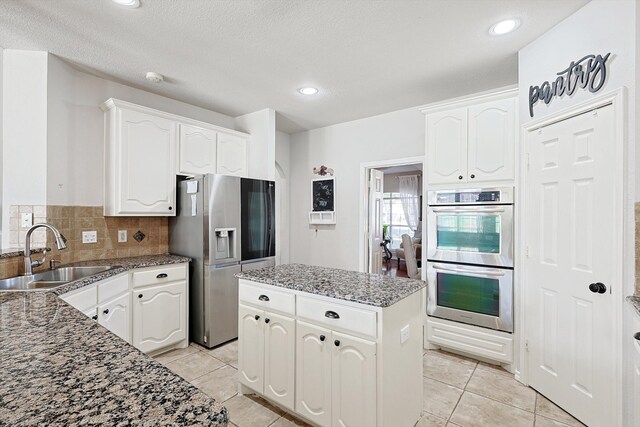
[296,320,332,427]
[238,303,265,392]
[98,292,130,343]
[263,311,295,411]
[331,331,377,427]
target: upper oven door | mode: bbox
[427,204,513,267]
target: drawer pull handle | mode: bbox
[255,315,260,321]
[258,295,270,302]
[634,332,640,341]
[319,335,325,342]
[325,310,340,319]
[103,309,109,315]
[156,273,168,279]
[91,315,98,321]
[265,318,270,324]
[138,294,143,298]
[334,340,340,347]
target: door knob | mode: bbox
[334,340,340,347]
[458,175,463,180]
[470,174,476,179]
[588,282,607,294]
[265,318,270,324]
[91,315,98,321]
[103,309,109,314]
[319,335,326,342]
[255,315,260,320]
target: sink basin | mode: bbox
[0,266,120,291]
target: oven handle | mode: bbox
[430,207,506,213]
[432,264,506,277]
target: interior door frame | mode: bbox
[519,88,628,426]
[358,156,426,279]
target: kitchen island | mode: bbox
[0,255,228,426]
[236,263,426,427]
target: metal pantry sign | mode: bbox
[528,52,611,117]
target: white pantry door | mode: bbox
[368,169,384,274]
[526,104,617,427]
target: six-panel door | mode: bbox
[98,292,130,342]
[118,108,177,215]
[331,331,377,427]
[264,311,295,410]
[238,304,265,392]
[296,320,332,427]
[179,123,217,175]
[132,281,187,353]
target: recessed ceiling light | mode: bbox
[112,0,140,8]
[298,87,319,95]
[489,19,521,35]
[146,72,164,83]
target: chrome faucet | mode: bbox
[24,223,67,275]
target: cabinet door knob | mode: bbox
[319,335,326,342]
[634,332,640,341]
[258,295,270,302]
[255,315,260,320]
[169,206,173,211]
[265,318,270,324]
[91,315,98,321]
[458,175,463,180]
[103,309,109,315]
[334,340,340,347]
[156,273,168,279]
[325,310,340,319]
[138,294,143,298]
[470,174,476,179]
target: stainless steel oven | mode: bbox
[427,187,514,268]
[427,262,513,333]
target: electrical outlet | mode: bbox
[21,213,33,228]
[82,230,98,244]
[400,324,410,344]
[118,230,127,243]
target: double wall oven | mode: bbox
[426,187,514,333]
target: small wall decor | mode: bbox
[528,52,611,117]
[309,177,336,224]
[312,165,334,176]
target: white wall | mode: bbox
[235,108,276,181]
[0,47,3,244]
[1,50,49,248]
[275,130,291,265]
[289,107,425,270]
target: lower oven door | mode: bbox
[427,262,513,333]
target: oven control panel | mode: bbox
[428,187,513,205]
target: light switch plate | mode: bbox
[118,230,127,243]
[400,324,410,344]
[21,213,33,228]
[82,230,98,244]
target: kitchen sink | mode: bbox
[0,266,120,291]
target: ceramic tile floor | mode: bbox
[154,341,586,427]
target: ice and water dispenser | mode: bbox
[214,228,237,261]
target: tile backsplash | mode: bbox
[0,205,168,278]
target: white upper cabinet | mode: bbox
[217,132,248,177]
[467,98,516,182]
[426,108,468,184]
[424,91,517,185]
[179,123,217,175]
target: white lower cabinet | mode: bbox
[238,303,296,411]
[61,263,189,354]
[239,280,423,427]
[98,292,130,342]
[132,281,187,353]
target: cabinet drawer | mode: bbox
[61,283,98,313]
[239,282,295,315]
[98,273,129,303]
[132,265,186,289]
[296,296,377,339]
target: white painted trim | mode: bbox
[358,156,426,279]
[100,98,250,138]
[418,86,518,115]
[519,87,627,426]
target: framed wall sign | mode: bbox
[309,177,336,224]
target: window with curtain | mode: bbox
[382,192,412,249]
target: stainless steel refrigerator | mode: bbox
[169,174,275,348]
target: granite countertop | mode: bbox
[0,254,229,426]
[0,247,48,259]
[627,296,640,317]
[236,263,426,308]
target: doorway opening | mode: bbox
[359,157,425,278]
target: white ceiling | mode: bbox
[0,0,589,134]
